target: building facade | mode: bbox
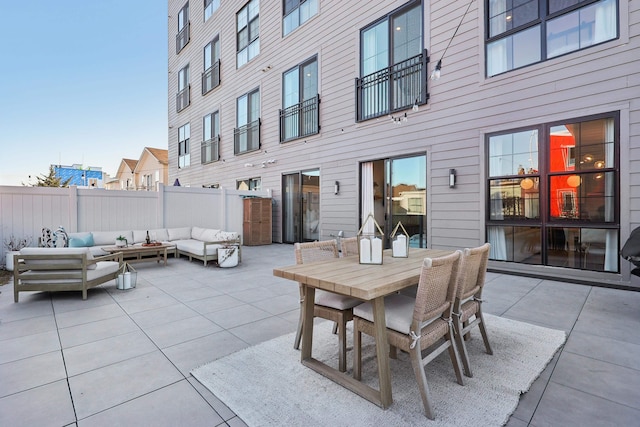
[167,0,639,287]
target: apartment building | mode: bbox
[167,0,639,287]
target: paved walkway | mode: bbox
[1,244,639,426]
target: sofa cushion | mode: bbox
[191,227,221,242]
[68,232,94,248]
[168,227,192,241]
[175,239,223,256]
[133,229,170,244]
[92,231,133,246]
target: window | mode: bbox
[202,111,220,164]
[486,113,619,273]
[176,2,190,53]
[202,37,221,95]
[237,0,260,68]
[280,56,319,142]
[178,123,191,168]
[143,174,153,191]
[357,1,426,121]
[486,0,618,77]
[234,88,260,154]
[204,0,220,21]
[283,0,318,36]
[177,64,190,112]
[237,178,262,190]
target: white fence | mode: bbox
[0,184,269,261]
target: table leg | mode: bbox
[371,296,392,408]
[301,285,315,361]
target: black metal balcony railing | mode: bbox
[234,119,260,154]
[279,95,320,143]
[176,85,190,112]
[202,60,221,95]
[176,22,190,54]
[201,136,220,164]
[356,49,429,122]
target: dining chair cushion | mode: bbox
[315,290,362,311]
[354,294,416,335]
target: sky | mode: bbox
[0,0,168,186]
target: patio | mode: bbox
[1,243,639,426]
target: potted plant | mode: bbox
[217,244,239,268]
[115,235,128,248]
[4,235,33,271]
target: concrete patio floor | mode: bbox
[1,243,639,426]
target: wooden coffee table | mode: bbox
[102,243,172,266]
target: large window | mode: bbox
[280,56,319,142]
[202,37,220,95]
[283,0,318,36]
[486,113,619,273]
[202,111,219,164]
[178,123,191,169]
[357,1,426,121]
[176,2,190,53]
[486,0,618,77]
[204,0,220,21]
[235,88,260,154]
[177,64,190,112]
[237,0,260,68]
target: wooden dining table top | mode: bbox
[273,248,454,301]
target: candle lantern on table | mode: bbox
[390,221,409,258]
[357,213,384,265]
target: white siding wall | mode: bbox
[168,1,640,284]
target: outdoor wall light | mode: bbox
[449,169,456,188]
[334,181,340,195]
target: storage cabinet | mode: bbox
[243,198,272,246]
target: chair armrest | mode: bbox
[92,252,123,263]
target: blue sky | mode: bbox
[0,0,168,185]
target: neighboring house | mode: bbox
[135,147,169,191]
[114,158,138,191]
[111,148,169,191]
[167,0,639,288]
[54,164,103,188]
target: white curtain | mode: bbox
[604,118,617,271]
[594,0,617,44]
[361,162,375,234]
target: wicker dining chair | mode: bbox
[452,243,493,378]
[294,240,362,372]
[353,251,465,420]
[340,236,359,257]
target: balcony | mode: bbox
[201,136,220,164]
[234,119,260,155]
[356,49,429,122]
[176,21,190,54]
[279,95,320,143]
[176,85,190,112]
[202,60,221,95]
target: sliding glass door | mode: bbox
[282,169,320,243]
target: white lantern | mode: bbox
[390,221,409,258]
[357,213,384,265]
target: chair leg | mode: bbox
[353,320,362,380]
[447,329,465,386]
[338,316,347,372]
[409,346,435,420]
[453,316,473,378]
[477,311,493,355]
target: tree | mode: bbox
[28,166,72,187]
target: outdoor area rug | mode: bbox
[191,314,566,426]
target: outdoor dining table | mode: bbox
[273,247,453,409]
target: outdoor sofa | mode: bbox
[65,226,241,267]
[13,247,123,302]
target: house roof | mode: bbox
[123,158,138,171]
[144,147,168,165]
